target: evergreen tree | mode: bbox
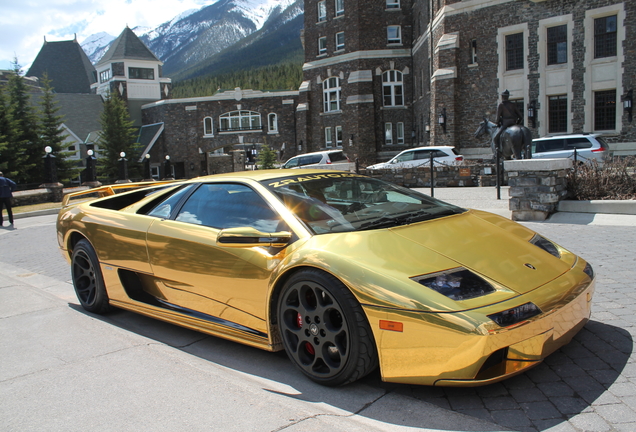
[97,92,138,181]
[0,85,14,173]
[7,60,41,184]
[39,73,77,184]
[257,145,277,170]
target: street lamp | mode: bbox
[163,155,172,179]
[527,100,537,128]
[144,153,151,180]
[117,152,129,182]
[43,146,58,184]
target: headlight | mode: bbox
[583,262,594,280]
[488,302,542,327]
[530,234,561,258]
[412,268,495,301]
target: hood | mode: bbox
[302,210,570,312]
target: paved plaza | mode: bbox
[1,190,635,431]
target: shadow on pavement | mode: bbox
[68,302,633,432]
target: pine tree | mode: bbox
[39,73,77,184]
[0,85,14,173]
[257,144,278,170]
[97,92,138,181]
[7,60,41,184]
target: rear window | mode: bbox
[328,151,348,163]
[299,155,323,165]
[565,138,592,149]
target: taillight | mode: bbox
[455,156,463,161]
[591,148,606,153]
[326,159,332,164]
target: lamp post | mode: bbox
[163,155,172,179]
[117,151,130,183]
[42,146,58,184]
[144,153,151,180]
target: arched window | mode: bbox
[323,77,341,112]
[219,110,262,132]
[203,117,214,136]
[383,70,403,106]
[268,113,278,132]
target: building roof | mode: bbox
[26,38,96,94]
[96,27,161,67]
[137,123,164,162]
[31,93,104,143]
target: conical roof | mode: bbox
[96,27,161,66]
[27,38,96,93]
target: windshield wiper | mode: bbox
[357,208,462,231]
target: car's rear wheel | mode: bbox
[278,269,377,386]
[71,239,111,314]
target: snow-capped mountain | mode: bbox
[81,0,303,78]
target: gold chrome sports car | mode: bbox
[57,170,594,387]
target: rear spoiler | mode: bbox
[61,180,177,208]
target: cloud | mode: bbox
[0,0,214,70]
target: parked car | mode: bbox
[531,134,610,164]
[282,150,350,169]
[366,146,464,170]
[58,170,594,387]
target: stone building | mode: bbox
[140,0,634,176]
[301,0,634,164]
[141,88,299,178]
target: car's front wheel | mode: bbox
[71,239,111,314]
[278,269,377,386]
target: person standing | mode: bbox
[0,171,16,227]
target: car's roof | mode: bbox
[290,149,345,157]
[400,146,456,151]
[187,168,354,183]
[533,133,599,141]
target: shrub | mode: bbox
[567,157,636,200]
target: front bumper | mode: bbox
[364,265,594,386]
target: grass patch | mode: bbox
[13,202,62,214]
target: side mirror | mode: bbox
[217,227,292,248]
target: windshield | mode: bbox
[262,173,465,234]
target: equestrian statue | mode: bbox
[474,90,532,160]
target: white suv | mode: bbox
[531,134,610,164]
[366,146,464,170]
[282,150,351,169]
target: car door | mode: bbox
[146,182,288,335]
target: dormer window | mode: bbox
[99,69,111,83]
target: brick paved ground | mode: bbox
[1,214,635,431]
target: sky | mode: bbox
[0,0,215,72]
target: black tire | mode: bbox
[71,239,111,314]
[278,269,378,386]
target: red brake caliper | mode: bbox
[297,313,315,355]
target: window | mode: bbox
[548,95,568,133]
[323,77,341,112]
[594,15,617,58]
[397,122,404,144]
[318,37,327,55]
[99,69,111,83]
[505,33,524,70]
[268,113,278,132]
[336,126,343,146]
[386,0,400,8]
[204,117,214,136]
[594,90,616,130]
[335,32,345,51]
[387,26,402,44]
[335,0,344,16]
[325,127,333,147]
[385,123,393,144]
[512,99,524,120]
[219,110,262,131]
[382,70,404,106]
[128,67,154,80]
[318,1,327,22]
[547,25,567,65]
[175,183,281,232]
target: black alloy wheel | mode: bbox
[71,239,111,314]
[278,269,377,386]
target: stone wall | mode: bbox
[361,163,498,188]
[505,158,572,221]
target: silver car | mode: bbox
[531,134,610,164]
[366,146,464,170]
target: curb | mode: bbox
[558,200,636,215]
[13,208,61,220]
